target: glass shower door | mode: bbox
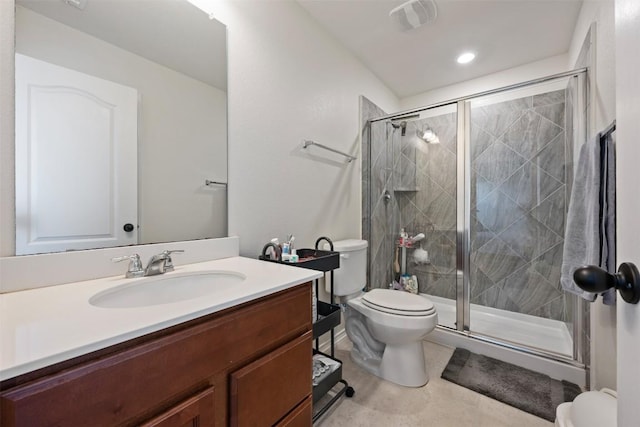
[467,79,575,356]
[394,104,459,329]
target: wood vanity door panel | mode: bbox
[229,331,312,426]
[275,396,312,427]
[140,387,215,427]
[0,285,311,427]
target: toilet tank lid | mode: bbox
[324,239,368,252]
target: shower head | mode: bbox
[391,121,408,136]
[388,114,419,136]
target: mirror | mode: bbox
[13,0,227,255]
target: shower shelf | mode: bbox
[258,236,354,421]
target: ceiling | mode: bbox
[297,0,583,98]
[17,0,227,90]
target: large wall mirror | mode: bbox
[13,0,227,255]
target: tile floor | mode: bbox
[316,339,554,427]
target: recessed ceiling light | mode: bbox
[457,52,476,64]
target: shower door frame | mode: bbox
[368,68,589,367]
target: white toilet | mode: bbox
[328,239,438,387]
[555,389,617,427]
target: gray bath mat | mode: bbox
[441,348,581,421]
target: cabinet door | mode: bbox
[140,387,214,427]
[275,396,312,427]
[230,332,312,426]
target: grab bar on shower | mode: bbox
[302,140,356,163]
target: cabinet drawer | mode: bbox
[275,396,312,427]
[140,387,215,427]
[230,331,312,426]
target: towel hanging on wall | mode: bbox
[560,124,616,305]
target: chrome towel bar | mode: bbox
[303,140,356,163]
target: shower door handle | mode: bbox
[383,190,392,203]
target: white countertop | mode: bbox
[0,256,322,381]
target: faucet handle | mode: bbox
[161,250,184,272]
[112,254,145,278]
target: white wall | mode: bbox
[14,6,228,247]
[211,0,399,257]
[569,0,617,392]
[400,54,570,110]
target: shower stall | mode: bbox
[362,70,589,379]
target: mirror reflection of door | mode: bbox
[15,53,138,255]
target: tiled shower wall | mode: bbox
[365,89,574,322]
[467,90,569,322]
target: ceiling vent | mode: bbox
[389,0,437,32]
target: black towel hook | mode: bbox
[573,262,640,304]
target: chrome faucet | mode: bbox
[144,250,184,276]
[112,254,145,278]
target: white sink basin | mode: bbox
[89,270,247,308]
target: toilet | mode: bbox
[555,389,617,427]
[328,239,438,387]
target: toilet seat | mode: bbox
[362,289,435,316]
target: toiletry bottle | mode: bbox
[399,228,408,246]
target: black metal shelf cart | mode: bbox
[259,236,354,423]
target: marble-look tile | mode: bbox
[531,243,564,291]
[534,132,566,183]
[498,214,563,261]
[422,274,457,299]
[415,173,445,217]
[470,124,496,160]
[371,202,388,253]
[530,186,566,237]
[474,140,527,185]
[498,161,563,211]
[424,232,456,272]
[471,212,496,253]
[475,189,525,234]
[501,110,563,159]
[532,90,565,107]
[472,237,528,284]
[424,191,456,231]
[470,264,496,300]
[474,284,521,313]
[430,117,457,155]
[534,102,565,128]
[396,153,417,190]
[471,172,496,208]
[426,144,457,196]
[503,263,563,315]
[472,97,530,139]
[528,295,566,322]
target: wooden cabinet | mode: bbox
[230,333,312,426]
[140,387,215,427]
[0,283,312,427]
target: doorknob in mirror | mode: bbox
[573,262,640,304]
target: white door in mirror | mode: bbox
[15,54,138,255]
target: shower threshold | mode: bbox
[426,294,573,358]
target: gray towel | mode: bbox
[561,132,616,304]
[600,131,616,305]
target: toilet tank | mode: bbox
[324,239,368,296]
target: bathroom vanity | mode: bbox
[0,254,321,426]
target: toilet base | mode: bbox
[380,341,429,387]
[351,340,429,387]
